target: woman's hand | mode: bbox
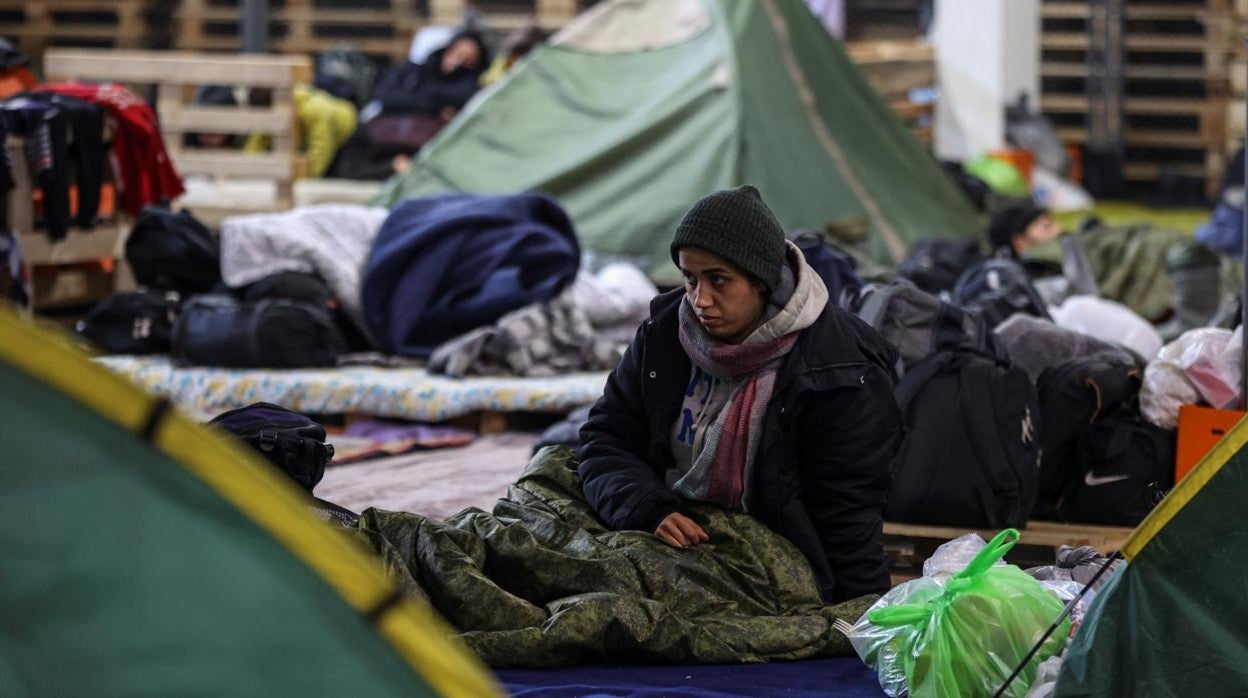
[654,513,710,548]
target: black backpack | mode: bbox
[208,402,334,493]
[77,290,181,354]
[314,49,378,107]
[1057,407,1175,526]
[898,239,986,294]
[1033,355,1142,519]
[792,231,864,305]
[125,206,221,295]
[887,349,1042,528]
[951,257,1051,330]
[851,282,1008,375]
[172,294,347,368]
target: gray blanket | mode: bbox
[219,204,389,333]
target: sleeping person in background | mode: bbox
[479,24,548,87]
[187,83,356,178]
[367,30,490,124]
[243,84,357,178]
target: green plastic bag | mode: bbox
[966,155,1031,197]
[849,530,1069,697]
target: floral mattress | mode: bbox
[96,356,608,422]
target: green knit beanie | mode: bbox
[670,185,787,291]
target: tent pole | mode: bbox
[993,550,1123,698]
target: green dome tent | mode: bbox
[1055,412,1248,695]
[0,309,500,697]
[373,0,980,284]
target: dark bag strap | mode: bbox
[894,351,962,411]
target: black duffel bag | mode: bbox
[172,293,346,368]
[77,289,181,354]
[1058,407,1175,526]
[208,402,334,493]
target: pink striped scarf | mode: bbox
[675,300,798,508]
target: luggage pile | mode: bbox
[846,239,1176,528]
[77,206,358,368]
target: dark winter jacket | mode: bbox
[371,42,487,117]
[579,288,902,603]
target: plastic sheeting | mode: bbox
[849,531,1069,697]
[1141,327,1244,429]
[1050,295,1163,362]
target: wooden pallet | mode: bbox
[883,520,1134,579]
[0,0,155,60]
[1039,0,1239,197]
[429,0,582,31]
[173,0,584,58]
[44,49,312,213]
[845,40,936,145]
[3,136,129,312]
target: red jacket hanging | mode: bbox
[40,82,184,216]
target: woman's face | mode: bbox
[677,246,767,343]
[441,38,483,75]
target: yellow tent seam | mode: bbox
[1123,412,1248,559]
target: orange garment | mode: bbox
[0,67,36,99]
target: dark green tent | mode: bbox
[373,0,979,284]
[1055,413,1248,695]
[0,309,499,697]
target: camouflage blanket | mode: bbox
[1076,222,1185,321]
[355,446,874,668]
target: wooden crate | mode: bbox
[0,0,155,59]
[845,39,936,146]
[1040,0,1238,198]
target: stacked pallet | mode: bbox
[845,40,937,146]
[174,0,424,60]
[173,0,585,61]
[1228,0,1247,160]
[430,0,583,32]
[1039,0,1240,198]
[843,0,927,41]
[0,0,155,59]
[1232,57,1246,160]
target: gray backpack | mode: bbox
[850,282,1008,376]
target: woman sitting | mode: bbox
[578,185,902,603]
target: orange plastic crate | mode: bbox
[1175,404,1247,483]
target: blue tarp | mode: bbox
[496,658,886,697]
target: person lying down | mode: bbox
[256,187,902,667]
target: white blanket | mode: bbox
[219,204,389,333]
